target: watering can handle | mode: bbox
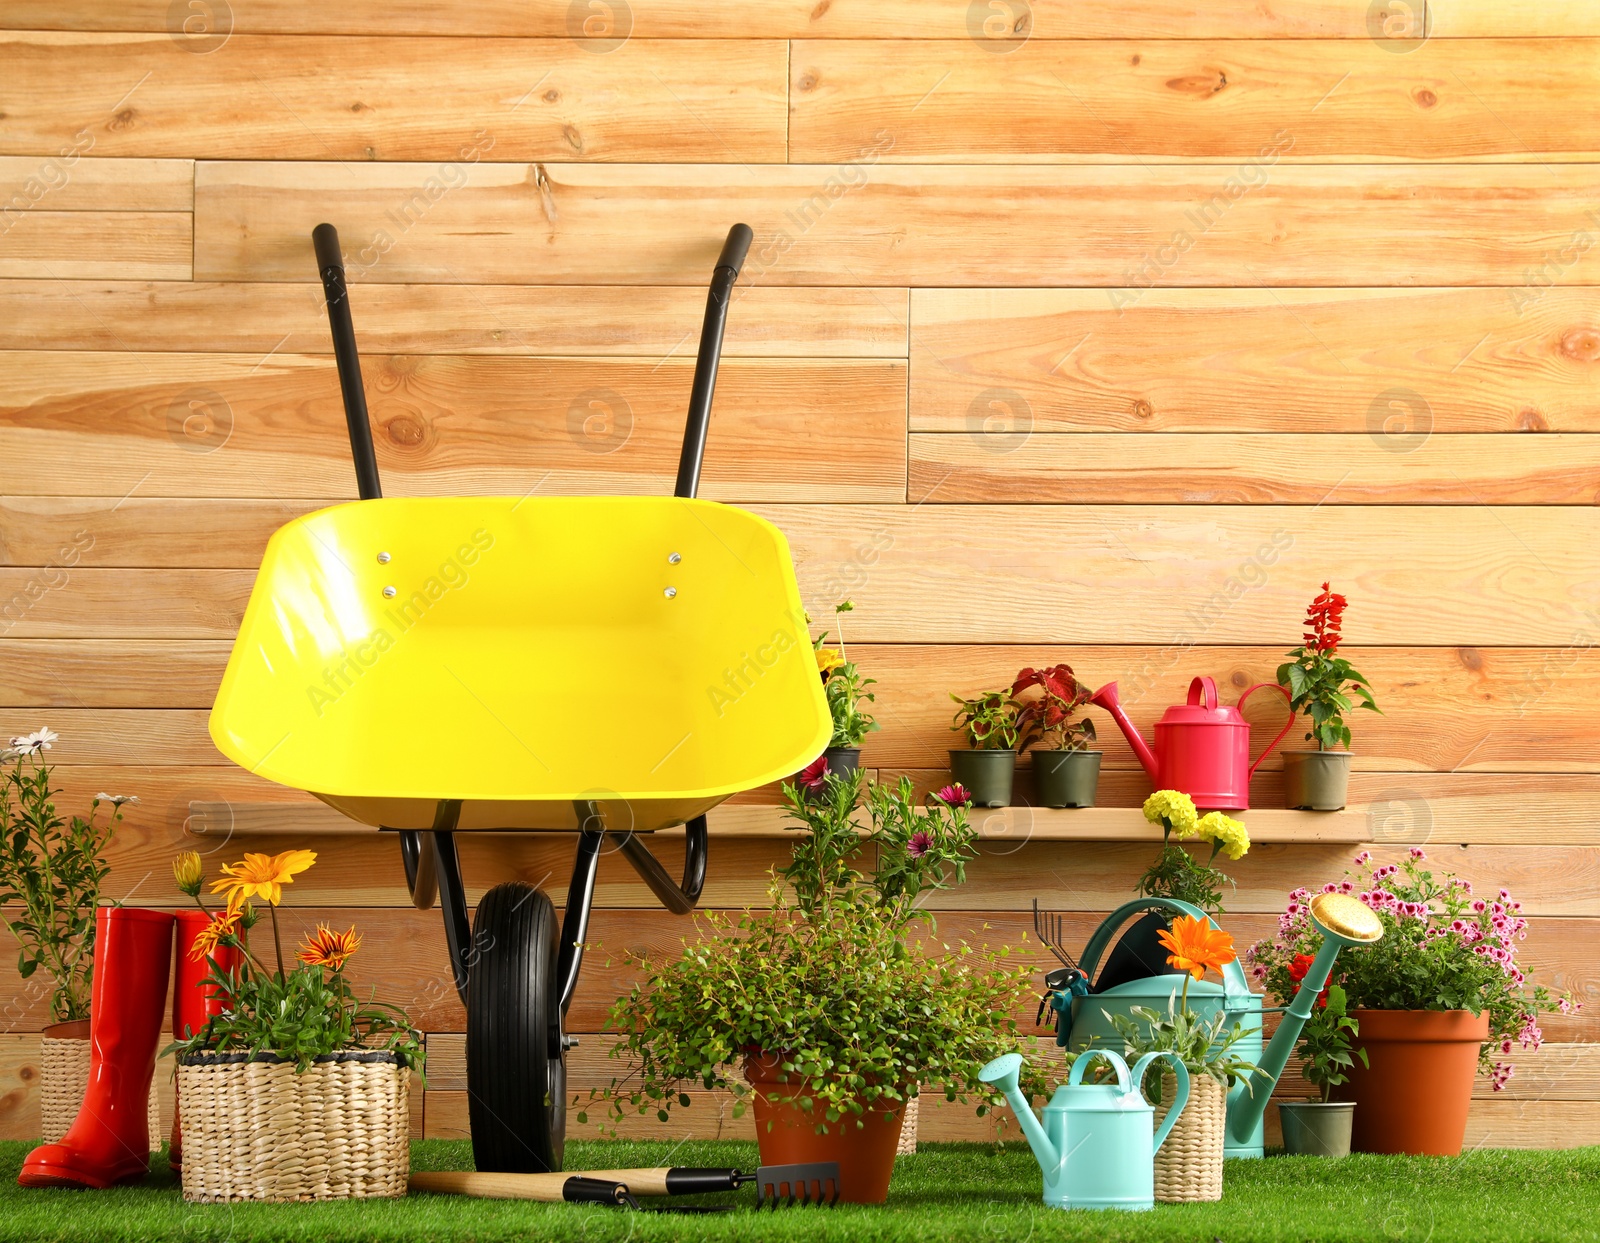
[1240,682,1296,780]
[1186,676,1220,710]
[1075,898,1253,1004]
[1132,1053,1191,1155]
[1067,1048,1131,1093]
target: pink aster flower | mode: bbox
[933,783,972,809]
[907,831,933,859]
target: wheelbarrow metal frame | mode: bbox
[311,221,753,1010]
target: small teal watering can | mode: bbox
[1040,893,1383,1159]
[980,1048,1189,1211]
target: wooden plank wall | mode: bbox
[2,0,1597,1147]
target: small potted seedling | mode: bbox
[948,688,1021,808]
[1271,980,1363,1158]
[1012,663,1099,808]
[813,601,878,775]
[1276,584,1380,810]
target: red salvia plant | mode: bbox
[1277,583,1379,751]
[1011,663,1097,753]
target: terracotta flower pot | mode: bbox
[1336,1009,1488,1155]
[744,1054,905,1204]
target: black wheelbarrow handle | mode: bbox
[311,221,754,504]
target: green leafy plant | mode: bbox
[1276,582,1380,751]
[1290,983,1365,1102]
[1011,664,1096,753]
[163,849,423,1074]
[1135,791,1250,918]
[813,601,878,749]
[586,770,1037,1133]
[0,729,128,1022]
[949,688,1022,751]
[1247,849,1578,1090]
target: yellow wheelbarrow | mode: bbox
[208,224,829,1173]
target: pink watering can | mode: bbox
[1090,676,1293,810]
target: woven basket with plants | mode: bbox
[1110,913,1261,1204]
[166,848,423,1202]
[0,728,154,1144]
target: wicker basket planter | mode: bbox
[177,1050,409,1202]
[1151,1071,1225,1203]
[896,1094,919,1155]
[40,1021,160,1148]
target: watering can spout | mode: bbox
[979,1053,1061,1176]
[1226,893,1385,1144]
[1089,681,1159,783]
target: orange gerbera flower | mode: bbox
[190,909,241,962]
[297,924,362,970]
[210,849,317,912]
[1158,914,1236,981]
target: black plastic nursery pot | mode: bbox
[948,749,1016,808]
[1283,750,1352,810]
[1032,749,1101,808]
[824,746,861,777]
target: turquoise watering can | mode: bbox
[1045,894,1382,1159]
[980,1048,1189,1211]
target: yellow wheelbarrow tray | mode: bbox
[207,223,826,1176]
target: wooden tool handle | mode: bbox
[407,1168,674,1200]
[407,1170,576,1201]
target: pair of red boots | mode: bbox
[19,908,235,1188]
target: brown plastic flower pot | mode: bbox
[744,1054,905,1204]
[948,749,1016,808]
[1282,750,1352,810]
[1335,1009,1488,1155]
[1032,749,1101,808]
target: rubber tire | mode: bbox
[466,883,566,1172]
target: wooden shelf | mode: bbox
[190,800,1367,843]
[704,804,1369,843]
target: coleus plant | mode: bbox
[1011,663,1097,753]
[1276,582,1380,751]
[949,689,1022,750]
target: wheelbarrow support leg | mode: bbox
[556,803,607,1015]
[426,800,472,1004]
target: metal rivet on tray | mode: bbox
[668,552,681,564]
[383,586,397,598]
[377,551,391,564]
[664,587,677,599]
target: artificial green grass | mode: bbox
[0,1139,1595,1242]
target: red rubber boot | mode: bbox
[19,907,174,1188]
[169,910,237,1170]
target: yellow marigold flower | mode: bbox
[172,850,204,897]
[1158,914,1236,980]
[297,923,362,970]
[815,646,844,676]
[1143,790,1199,838]
[210,849,317,912]
[1196,811,1251,861]
[190,909,240,962]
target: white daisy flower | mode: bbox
[10,727,58,755]
[95,793,140,807]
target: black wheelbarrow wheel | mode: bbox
[466,882,566,1173]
